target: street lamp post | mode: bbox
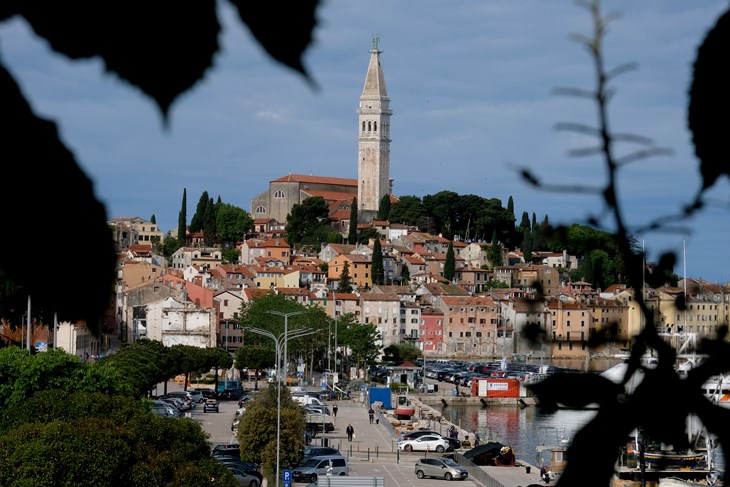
[268,311,306,384]
[245,310,312,487]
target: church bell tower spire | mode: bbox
[357,35,392,221]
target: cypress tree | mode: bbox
[337,261,353,293]
[190,191,209,233]
[203,197,217,246]
[377,194,391,221]
[178,188,187,245]
[372,239,384,285]
[401,263,410,285]
[348,197,358,244]
[444,242,456,282]
[522,227,533,262]
[150,214,156,224]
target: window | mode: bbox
[274,190,285,198]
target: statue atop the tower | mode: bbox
[372,34,380,50]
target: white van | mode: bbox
[292,394,325,407]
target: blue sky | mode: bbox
[2,1,729,282]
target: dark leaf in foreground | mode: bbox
[16,1,220,118]
[1,63,116,326]
[688,7,730,191]
[528,373,625,410]
[230,0,318,85]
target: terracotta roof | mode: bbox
[302,189,357,202]
[361,293,400,302]
[243,288,270,301]
[329,209,350,221]
[275,287,309,296]
[332,292,359,300]
[272,174,357,186]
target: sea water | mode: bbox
[438,405,724,470]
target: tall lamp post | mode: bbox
[245,310,312,487]
[268,311,306,382]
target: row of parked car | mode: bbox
[210,444,262,487]
[424,360,560,388]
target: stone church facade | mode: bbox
[250,37,392,226]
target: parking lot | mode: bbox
[176,383,486,486]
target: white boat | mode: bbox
[659,474,721,486]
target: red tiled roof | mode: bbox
[302,190,357,202]
[272,174,357,186]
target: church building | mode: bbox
[250,37,393,227]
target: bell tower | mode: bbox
[357,35,391,221]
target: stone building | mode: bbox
[250,37,392,225]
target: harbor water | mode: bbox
[435,403,725,471]
[436,403,595,462]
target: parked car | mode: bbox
[292,455,349,483]
[198,387,217,399]
[211,443,241,458]
[414,457,469,480]
[400,430,442,441]
[157,396,186,412]
[188,389,205,403]
[164,390,196,408]
[225,466,261,487]
[302,446,340,459]
[203,398,220,413]
[398,434,450,453]
[215,457,259,473]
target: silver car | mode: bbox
[415,457,468,481]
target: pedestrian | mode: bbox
[473,430,481,447]
[368,407,375,424]
[332,404,338,417]
[449,426,458,440]
[346,423,354,442]
[540,465,550,483]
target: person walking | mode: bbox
[368,407,374,424]
[346,423,354,442]
[473,430,481,447]
[332,404,338,418]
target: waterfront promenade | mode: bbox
[182,380,548,486]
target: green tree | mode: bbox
[150,214,156,224]
[285,196,331,247]
[222,248,240,264]
[357,227,380,245]
[488,231,503,268]
[237,385,304,477]
[422,190,460,239]
[0,390,234,487]
[371,238,384,286]
[347,197,358,244]
[234,345,274,391]
[159,232,182,263]
[203,197,217,246]
[377,194,391,221]
[443,242,455,282]
[216,203,253,246]
[382,343,420,363]
[190,190,209,233]
[522,227,533,262]
[336,314,382,371]
[400,263,410,285]
[178,187,187,245]
[388,195,424,226]
[327,232,343,243]
[337,261,353,293]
